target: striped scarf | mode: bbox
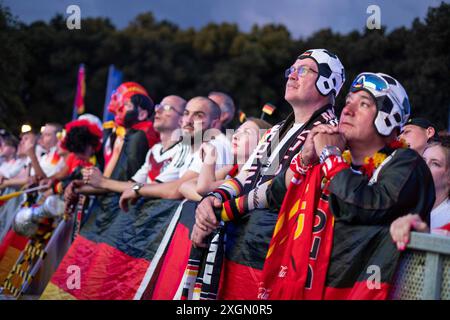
[181,223,225,300]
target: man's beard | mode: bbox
[180,129,203,146]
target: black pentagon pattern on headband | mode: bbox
[376,96,394,113]
[393,112,401,123]
[322,49,337,59]
[385,117,392,127]
[318,63,332,78]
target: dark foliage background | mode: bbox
[0,3,449,134]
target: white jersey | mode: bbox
[180,133,233,177]
[132,140,191,184]
[0,157,27,179]
[30,146,65,177]
[431,198,450,230]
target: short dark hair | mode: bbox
[131,94,155,118]
[209,91,235,123]
[206,98,221,121]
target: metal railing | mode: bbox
[389,231,450,300]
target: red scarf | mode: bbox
[132,120,160,148]
[259,157,348,300]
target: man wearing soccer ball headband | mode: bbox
[188,49,346,299]
[259,72,435,300]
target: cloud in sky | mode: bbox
[3,0,447,38]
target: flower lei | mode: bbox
[341,139,408,179]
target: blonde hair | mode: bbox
[246,117,272,130]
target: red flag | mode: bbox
[73,64,86,119]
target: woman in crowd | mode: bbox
[391,135,450,248]
[179,118,271,201]
[47,114,103,198]
[0,134,23,185]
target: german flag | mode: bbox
[0,192,31,287]
[40,197,182,300]
[239,111,247,123]
[148,201,197,300]
[72,64,86,120]
[262,103,276,116]
[0,230,29,285]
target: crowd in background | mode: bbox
[0,48,449,300]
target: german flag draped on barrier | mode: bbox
[40,118,157,299]
[149,166,240,300]
[0,189,42,288]
[147,200,198,300]
[41,195,182,300]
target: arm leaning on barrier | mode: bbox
[390,214,430,250]
[118,169,199,212]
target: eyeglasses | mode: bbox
[285,65,318,78]
[351,73,389,93]
[155,104,183,116]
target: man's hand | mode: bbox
[312,125,346,157]
[390,214,429,250]
[25,176,39,188]
[39,178,52,189]
[199,142,217,165]
[191,224,213,248]
[195,195,221,231]
[119,187,139,212]
[82,167,104,188]
[64,180,82,206]
[22,138,36,157]
[302,124,340,166]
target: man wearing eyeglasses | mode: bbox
[188,49,346,299]
[82,95,189,197]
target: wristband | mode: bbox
[319,145,342,164]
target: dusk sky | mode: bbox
[3,0,448,38]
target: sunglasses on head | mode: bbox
[351,73,389,92]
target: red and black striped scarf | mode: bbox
[180,165,240,300]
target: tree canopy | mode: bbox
[0,3,449,134]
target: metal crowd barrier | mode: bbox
[389,231,450,300]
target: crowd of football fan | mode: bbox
[0,48,448,300]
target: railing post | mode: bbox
[422,252,443,300]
